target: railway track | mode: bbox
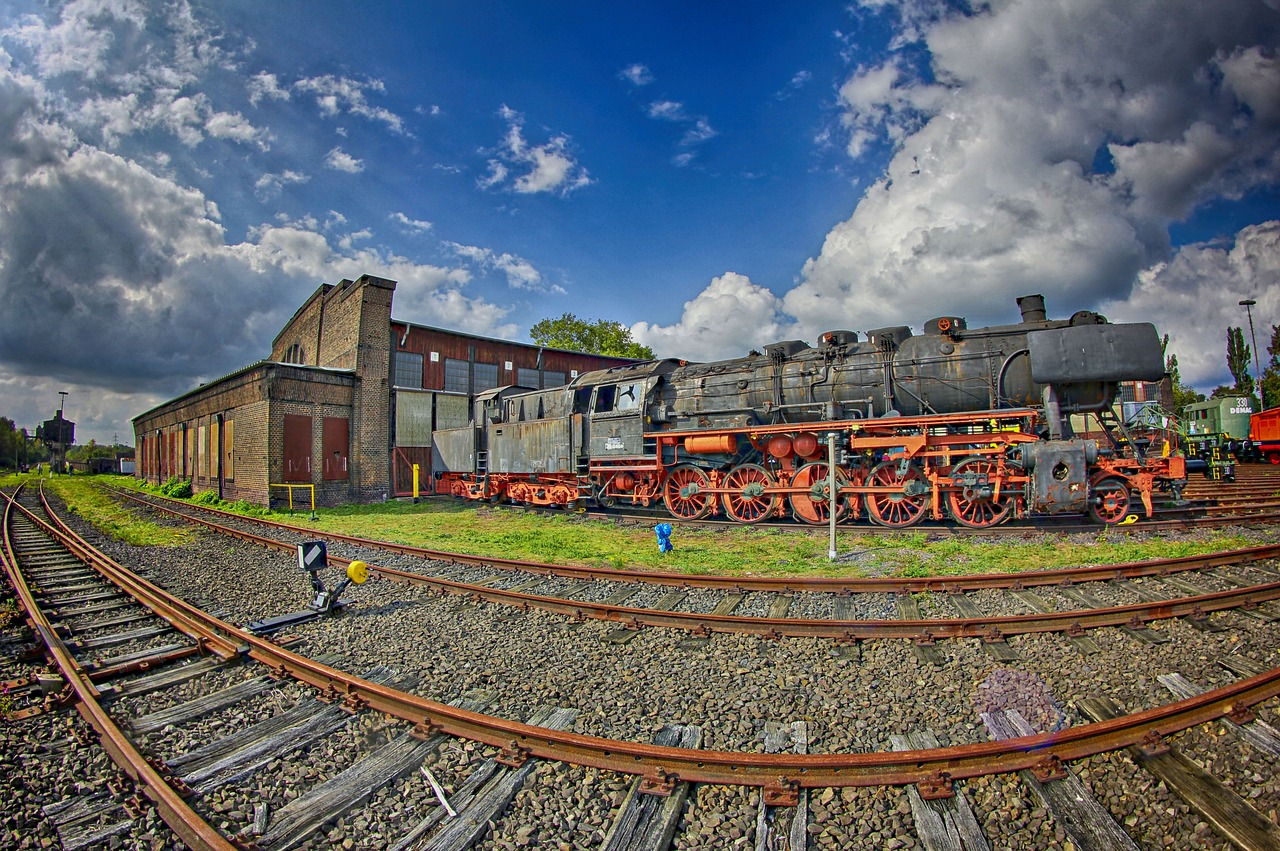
[109,485,1280,646]
[5,482,1280,849]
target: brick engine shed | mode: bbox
[132,274,634,507]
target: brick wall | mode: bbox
[350,276,396,501]
[271,285,330,364]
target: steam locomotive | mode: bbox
[432,295,1186,527]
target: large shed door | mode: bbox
[282,414,312,482]
[322,417,349,480]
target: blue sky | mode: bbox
[1,0,1278,444]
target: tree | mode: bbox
[1226,326,1254,395]
[530,313,655,359]
[1260,323,1280,411]
[1165,352,1204,410]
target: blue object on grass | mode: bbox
[654,523,673,553]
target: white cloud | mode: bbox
[0,54,515,442]
[390,212,433,232]
[446,242,564,294]
[681,119,717,146]
[1218,46,1280,125]
[642,97,717,165]
[4,1,267,150]
[620,63,654,86]
[254,169,309,199]
[775,69,813,100]
[780,0,1280,339]
[630,273,787,362]
[477,106,591,196]
[1101,222,1280,392]
[324,146,363,173]
[248,71,289,106]
[648,100,686,121]
[294,74,405,133]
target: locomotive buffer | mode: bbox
[245,541,368,635]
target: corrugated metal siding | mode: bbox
[436,393,470,430]
[396,390,435,447]
[490,420,574,474]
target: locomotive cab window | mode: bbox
[594,385,616,413]
[594,382,642,415]
[615,383,642,412]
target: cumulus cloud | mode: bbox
[478,105,592,196]
[779,0,1280,339]
[630,273,787,362]
[293,74,405,133]
[1102,222,1280,391]
[4,1,269,150]
[0,40,516,441]
[446,242,565,294]
[643,0,1280,373]
[324,146,363,173]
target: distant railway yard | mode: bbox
[3,470,1280,850]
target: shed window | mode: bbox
[545,371,567,387]
[517,368,540,388]
[474,362,499,392]
[444,358,469,393]
[395,352,425,389]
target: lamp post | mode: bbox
[56,390,69,473]
[1239,300,1264,409]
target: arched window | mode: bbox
[285,343,305,364]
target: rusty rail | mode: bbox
[24,485,1280,798]
[1,486,238,851]
[110,485,1280,594]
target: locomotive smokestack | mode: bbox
[1017,294,1047,323]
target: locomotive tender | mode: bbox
[433,295,1185,527]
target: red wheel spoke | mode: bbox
[1089,477,1131,524]
[787,462,851,525]
[722,464,777,523]
[663,465,712,520]
[946,457,1014,529]
[866,461,928,528]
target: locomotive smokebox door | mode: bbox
[1022,441,1092,514]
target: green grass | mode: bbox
[16,474,193,547]
[202,493,1257,578]
[37,477,1261,578]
